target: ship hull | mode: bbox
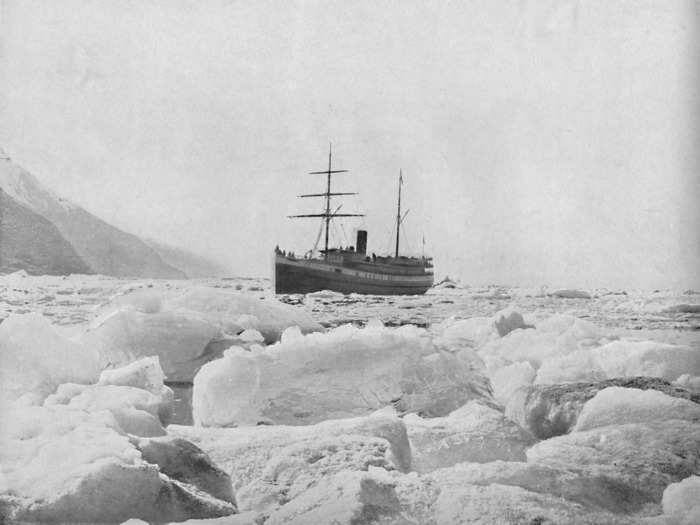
[275,255,433,295]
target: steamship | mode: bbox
[273,148,434,295]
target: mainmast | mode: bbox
[394,170,409,258]
[395,171,402,258]
[288,144,363,257]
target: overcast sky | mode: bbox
[1,0,698,288]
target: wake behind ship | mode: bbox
[274,148,434,295]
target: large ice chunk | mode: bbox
[574,387,700,431]
[477,314,605,376]
[591,341,700,381]
[421,460,642,516]
[135,436,235,505]
[393,458,657,523]
[432,307,532,354]
[435,483,633,525]
[493,308,533,337]
[506,377,699,439]
[675,374,700,394]
[662,475,700,524]
[83,309,222,382]
[82,286,323,382]
[265,469,401,525]
[0,313,101,405]
[490,361,537,406]
[192,323,493,427]
[235,435,399,514]
[44,357,176,435]
[164,287,323,342]
[0,403,236,522]
[534,348,607,384]
[404,401,535,473]
[169,411,411,493]
[434,316,498,352]
[549,289,592,299]
[527,420,700,507]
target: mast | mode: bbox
[395,170,402,258]
[324,145,332,254]
[288,145,363,258]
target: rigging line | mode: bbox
[401,227,413,255]
[311,218,324,254]
[383,224,395,255]
[331,222,342,248]
[340,222,350,247]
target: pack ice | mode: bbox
[82,286,323,381]
[1,355,237,523]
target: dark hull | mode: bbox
[275,256,433,295]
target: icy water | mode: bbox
[2,273,699,425]
[2,273,698,335]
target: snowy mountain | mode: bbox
[145,239,230,278]
[0,188,92,275]
[0,150,185,278]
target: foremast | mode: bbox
[288,145,363,257]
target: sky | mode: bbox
[0,0,698,289]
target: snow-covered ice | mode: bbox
[505,377,699,439]
[573,387,700,431]
[0,312,101,405]
[0,356,236,522]
[661,475,700,524]
[404,401,534,473]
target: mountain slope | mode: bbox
[146,239,229,278]
[0,188,92,275]
[0,151,186,278]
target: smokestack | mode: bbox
[356,230,367,255]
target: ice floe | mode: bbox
[191,322,493,427]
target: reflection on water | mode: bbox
[168,382,193,425]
